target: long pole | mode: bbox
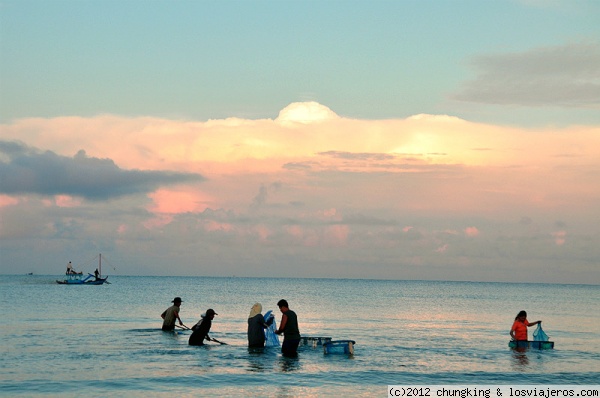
[99,253,102,277]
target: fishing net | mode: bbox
[533,323,549,342]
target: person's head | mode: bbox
[206,308,218,319]
[249,303,262,318]
[172,297,183,307]
[515,310,527,320]
[277,299,289,313]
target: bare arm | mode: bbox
[275,314,288,335]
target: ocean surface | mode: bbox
[1,275,599,397]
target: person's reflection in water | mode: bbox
[511,349,530,369]
[247,347,267,372]
[279,355,301,372]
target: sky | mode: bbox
[1,0,599,284]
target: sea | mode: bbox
[1,275,598,397]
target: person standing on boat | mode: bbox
[275,299,301,356]
[94,268,99,279]
[189,309,218,346]
[510,310,541,341]
[66,261,73,275]
[161,297,184,331]
[247,303,273,348]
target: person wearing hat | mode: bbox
[161,297,184,331]
[189,309,218,346]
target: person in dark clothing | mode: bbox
[189,309,218,346]
[275,299,301,356]
[247,302,273,348]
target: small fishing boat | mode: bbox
[56,254,109,285]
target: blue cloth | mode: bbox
[264,310,280,347]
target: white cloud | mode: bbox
[1,103,599,283]
[275,101,340,125]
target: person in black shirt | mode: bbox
[189,309,218,346]
[275,299,301,356]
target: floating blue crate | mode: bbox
[323,340,355,355]
[508,340,554,350]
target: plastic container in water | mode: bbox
[300,336,332,348]
[508,340,554,350]
[323,340,355,355]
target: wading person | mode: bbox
[189,309,218,346]
[247,302,273,348]
[510,310,541,341]
[161,297,184,331]
[275,299,301,356]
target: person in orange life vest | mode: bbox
[510,310,541,341]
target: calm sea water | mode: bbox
[1,275,598,397]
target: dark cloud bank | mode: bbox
[0,140,204,200]
[453,42,600,107]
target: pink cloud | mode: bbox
[284,224,347,247]
[435,244,449,253]
[552,230,566,246]
[204,220,234,232]
[3,106,599,175]
[254,225,271,242]
[284,225,319,247]
[0,195,19,207]
[319,208,342,221]
[54,195,82,208]
[286,225,304,239]
[324,224,349,247]
[143,215,173,229]
[464,226,480,237]
[147,189,212,214]
[2,102,599,221]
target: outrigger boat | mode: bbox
[56,254,109,285]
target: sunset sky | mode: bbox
[1,1,599,283]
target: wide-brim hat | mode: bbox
[172,297,183,303]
